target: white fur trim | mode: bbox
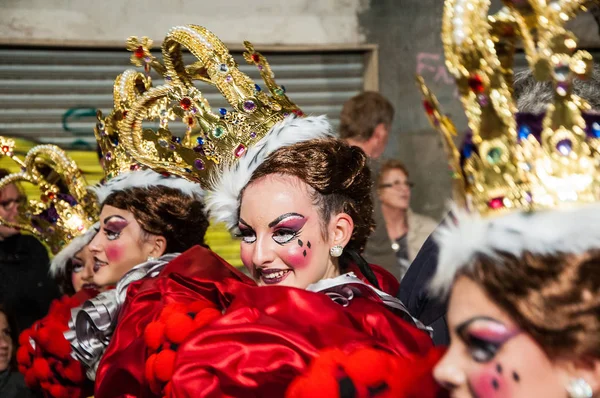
[50,222,99,277]
[431,202,600,296]
[89,169,204,204]
[206,115,335,230]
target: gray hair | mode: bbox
[513,66,600,112]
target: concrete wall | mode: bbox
[0,0,368,45]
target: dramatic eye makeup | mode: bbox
[103,215,129,241]
[71,256,84,273]
[269,213,306,245]
[237,219,256,244]
[456,317,519,363]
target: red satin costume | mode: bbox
[95,245,432,397]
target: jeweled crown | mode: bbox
[0,137,98,253]
[111,25,304,186]
[418,0,600,217]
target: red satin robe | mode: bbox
[94,245,431,397]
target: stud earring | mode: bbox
[329,245,343,258]
[566,378,593,398]
[147,256,157,262]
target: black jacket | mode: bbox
[398,231,449,345]
[0,234,60,335]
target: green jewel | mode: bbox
[486,147,502,164]
[213,126,225,139]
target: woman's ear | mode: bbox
[147,235,167,258]
[557,358,600,396]
[328,212,354,249]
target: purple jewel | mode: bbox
[225,75,233,83]
[258,65,264,71]
[57,193,78,206]
[193,145,205,155]
[243,100,257,112]
[557,139,572,156]
[524,192,532,203]
[250,132,257,138]
[194,159,205,170]
[477,94,489,106]
[105,152,112,161]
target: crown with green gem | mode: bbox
[112,25,304,186]
[417,0,600,217]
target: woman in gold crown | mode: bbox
[413,1,600,397]
[90,25,441,398]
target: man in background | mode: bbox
[339,92,399,274]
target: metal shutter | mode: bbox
[0,45,369,266]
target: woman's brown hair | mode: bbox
[103,186,209,254]
[463,250,600,359]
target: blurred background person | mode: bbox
[0,305,37,398]
[0,169,59,335]
[377,159,437,281]
[339,91,399,273]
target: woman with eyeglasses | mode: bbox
[0,169,59,336]
[376,160,438,281]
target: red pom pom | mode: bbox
[145,353,161,394]
[63,360,84,383]
[144,321,165,351]
[193,308,221,328]
[18,329,32,347]
[164,313,195,344]
[159,303,188,322]
[49,384,68,398]
[187,300,214,313]
[344,348,394,386]
[153,349,177,383]
[16,345,31,367]
[36,327,52,349]
[24,368,38,388]
[32,358,52,380]
[42,329,71,359]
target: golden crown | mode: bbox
[107,25,304,185]
[418,0,600,217]
[0,137,98,254]
[94,69,149,179]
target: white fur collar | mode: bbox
[431,202,600,296]
[50,222,99,276]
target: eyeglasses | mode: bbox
[379,180,414,189]
[0,196,26,210]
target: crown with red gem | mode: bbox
[417,0,600,217]
[0,137,98,254]
[112,25,304,186]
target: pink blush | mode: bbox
[281,244,311,270]
[470,364,511,397]
[105,243,124,263]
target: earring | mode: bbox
[147,256,156,262]
[566,378,593,398]
[329,245,343,258]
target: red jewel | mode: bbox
[292,109,304,117]
[160,172,171,177]
[251,53,260,63]
[423,100,434,115]
[468,74,485,93]
[40,194,48,203]
[47,192,55,200]
[234,144,247,158]
[130,164,140,171]
[187,116,195,126]
[134,46,145,59]
[180,98,192,110]
[1,145,9,153]
[488,197,504,209]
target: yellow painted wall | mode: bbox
[0,138,242,267]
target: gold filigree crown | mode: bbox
[0,137,98,254]
[418,0,600,217]
[104,25,303,186]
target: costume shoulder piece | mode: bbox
[0,137,99,275]
[417,0,600,294]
